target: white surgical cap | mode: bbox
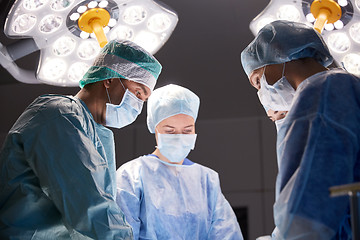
[241,20,333,77]
[80,40,162,91]
[147,84,200,133]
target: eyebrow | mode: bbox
[163,125,175,129]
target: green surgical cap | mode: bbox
[79,40,162,90]
[241,20,333,77]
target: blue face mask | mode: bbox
[156,133,197,163]
[105,80,144,129]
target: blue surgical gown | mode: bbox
[272,69,360,239]
[0,94,133,239]
[116,154,243,240]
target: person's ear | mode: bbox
[103,79,113,89]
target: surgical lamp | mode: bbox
[249,0,360,77]
[0,0,178,86]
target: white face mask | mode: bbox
[257,64,295,112]
[156,133,197,163]
[105,80,144,129]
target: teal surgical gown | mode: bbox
[116,154,243,240]
[0,95,133,239]
[272,69,360,239]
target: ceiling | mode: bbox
[0,0,270,134]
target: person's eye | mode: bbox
[183,129,193,134]
[163,127,175,134]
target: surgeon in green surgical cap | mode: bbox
[0,40,162,239]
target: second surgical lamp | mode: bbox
[250,0,360,77]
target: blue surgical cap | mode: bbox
[241,20,333,77]
[79,40,162,90]
[147,84,200,133]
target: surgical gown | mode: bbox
[0,95,133,239]
[116,154,243,240]
[272,69,360,239]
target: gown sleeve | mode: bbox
[273,114,355,239]
[207,173,244,240]
[25,112,133,239]
[116,161,143,240]
[273,74,360,239]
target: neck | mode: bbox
[286,58,328,89]
[75,82,107,125]
[152,148,184,165]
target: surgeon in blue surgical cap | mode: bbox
[0,40,162,239]
[116,84,244,240]
[241,20,360,239]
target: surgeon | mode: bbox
[0,40,162,239]
[241,20,360,239]
[116,84,243,240]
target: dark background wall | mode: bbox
[0,0,278,238]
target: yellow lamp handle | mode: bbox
[78,8,111,47]
[310,0,342,33]
[313,8,331,33]
[89,19,108,48]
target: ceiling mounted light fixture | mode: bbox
[250,0,360,77]
[0,0,178,86]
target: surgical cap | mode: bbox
[79,40,162,90]
[241,20,333,77]
[147,84,200,133]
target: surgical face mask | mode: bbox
[156,133,197,163]
[257,64,295,112]
[105,80,144,129]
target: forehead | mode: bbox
[157,114,195,127]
